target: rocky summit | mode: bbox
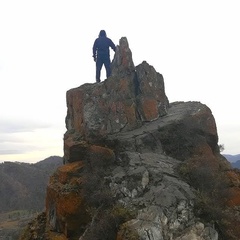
[20,37,240,240]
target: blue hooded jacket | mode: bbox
[93,30,116,58]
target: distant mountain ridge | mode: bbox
[223,154,240,163]
[223,154,240,169]
[0,156,62,213]
[232,161,240,169]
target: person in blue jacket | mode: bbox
[92,30,116,83]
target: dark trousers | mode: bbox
[96,56,111,82]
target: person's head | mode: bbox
[99,30,106,37]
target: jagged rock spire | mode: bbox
[111,37,135,77]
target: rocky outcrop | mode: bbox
[38,37,240,240]
[104,101,221,240]
[64,37,169,149]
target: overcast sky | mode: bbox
[0,0,239,163]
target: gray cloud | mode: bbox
[0,142,46,157]
[0,119,52,134]
[0,142,41,152]
[0,118,64,162]
[0,120,52,157]
[0,149,26,155]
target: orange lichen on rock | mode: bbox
[88,145,115,163]
[56,191,84,216]
[140,98,158,121]
[124,102,137,125]
[55,161,84,184]
[46,160,89,236]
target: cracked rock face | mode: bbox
[106,102,220,240]
[110,148,219,240]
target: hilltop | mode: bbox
[20,37,240,240]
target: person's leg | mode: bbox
[104,58,111,78]
[96,58,103,82]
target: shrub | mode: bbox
[81,204,136,240]
[81,155,137,239]
[117,222,140,240]
[178,160,236,239]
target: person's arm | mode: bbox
[109,39,116,52]
[92,39,98,61]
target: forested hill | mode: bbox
[0,156,62,213]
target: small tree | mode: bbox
[219,144,225,152]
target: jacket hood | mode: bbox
[99,30,106,37]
